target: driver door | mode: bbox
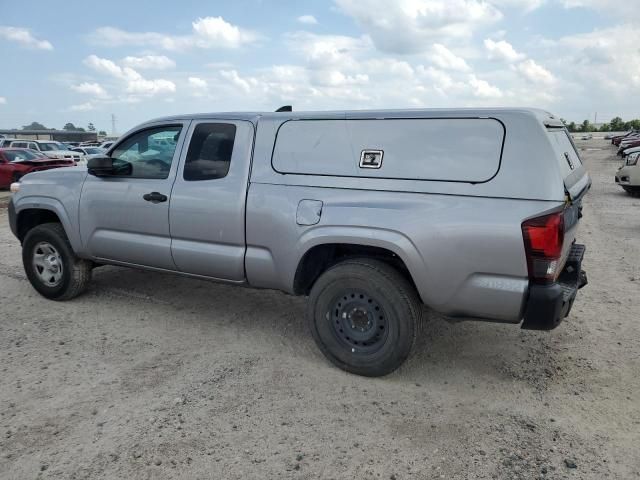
[78,122,189,269]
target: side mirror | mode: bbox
[87,156,132,177]
[87,156,114,176]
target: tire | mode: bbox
[307,258,422,377]
[22,223,92,300]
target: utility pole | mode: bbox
[594,112,597,126]
[111,114,117,136]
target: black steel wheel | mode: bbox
[307,258,421,377]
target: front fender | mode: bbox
[12,195,83,254]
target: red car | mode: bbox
[0,148,75,188]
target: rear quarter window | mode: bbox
[272,118,505,183]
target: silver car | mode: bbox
[8,108,590,376]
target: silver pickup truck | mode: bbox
[8,108,590,376]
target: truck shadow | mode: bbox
[90,265,561,387]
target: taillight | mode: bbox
[522,211,564,283]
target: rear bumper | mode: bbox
[521,243,587,330]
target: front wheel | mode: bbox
[22,223,92,300]
[307,258,422,377]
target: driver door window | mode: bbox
[110,126,182,179]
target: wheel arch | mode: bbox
[292,227,427,302]
[14,197,81,253]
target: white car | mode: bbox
[9,140,82,162]
[621,146,640,158]
[581,134,593,140]
[615,152,640,196]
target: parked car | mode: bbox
[621,146,640,158]
[615,152,640,196]
[8,140,82,162]
[617,137,640,156]
[7,108,590,376]
[71,146,106,156]
[0,148,75,188]
[98,141,115,150]
[580,134,593,140]
[612,131,638,146]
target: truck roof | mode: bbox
[148,107,562,126]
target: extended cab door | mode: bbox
[79,122,189,269]
[169,120,254,281]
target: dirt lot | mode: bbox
[0,139,639,480]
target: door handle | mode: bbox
[143,192,167,203]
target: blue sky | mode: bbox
[0,0,638,134]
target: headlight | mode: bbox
[10,182,20,193]
[627,156,639,166]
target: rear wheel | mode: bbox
[22,223,92,300]
[307,258,421,377]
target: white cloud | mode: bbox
[83,54,176,97]
[71,82,109,98]
[334,0,502,53]
[515,58,555,84]
[0,96,6,104]
[188,77,208,89]
[490,0,546,11]
[298,15,318,25]
[69,102,95,112]
[187,76,210,97]
[429,43,470,71]
[468,74,503,98]
[286,32,371,70]
[90,16,258,51]
[561,0,639,19]
[484,38,525,62]
[126,78,175,95]
[121,55,175,70]
[220,70,254,93]
[0,26,53,50]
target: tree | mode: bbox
[609,116,625,131]
[580,120,591,132]
[63,123,85,131]
[567,122,577,132]
[624,119,640,131]
[560,118,567,126]
[22,121,47,130]
[87,123,96,132]
[98,130,107,136]
[599,123,610,132]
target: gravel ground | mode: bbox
[0,138,639,479]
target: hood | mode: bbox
[12,157,75,166]
[42,150,82,158]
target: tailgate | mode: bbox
[545,127,590,268]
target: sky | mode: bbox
[0,0,638,134]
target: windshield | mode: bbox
[39,142,65,151]
[6,149,40,161]
[85,147,104,154]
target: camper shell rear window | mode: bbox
[271,117,505,183]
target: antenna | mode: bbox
[111,114,117,136]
